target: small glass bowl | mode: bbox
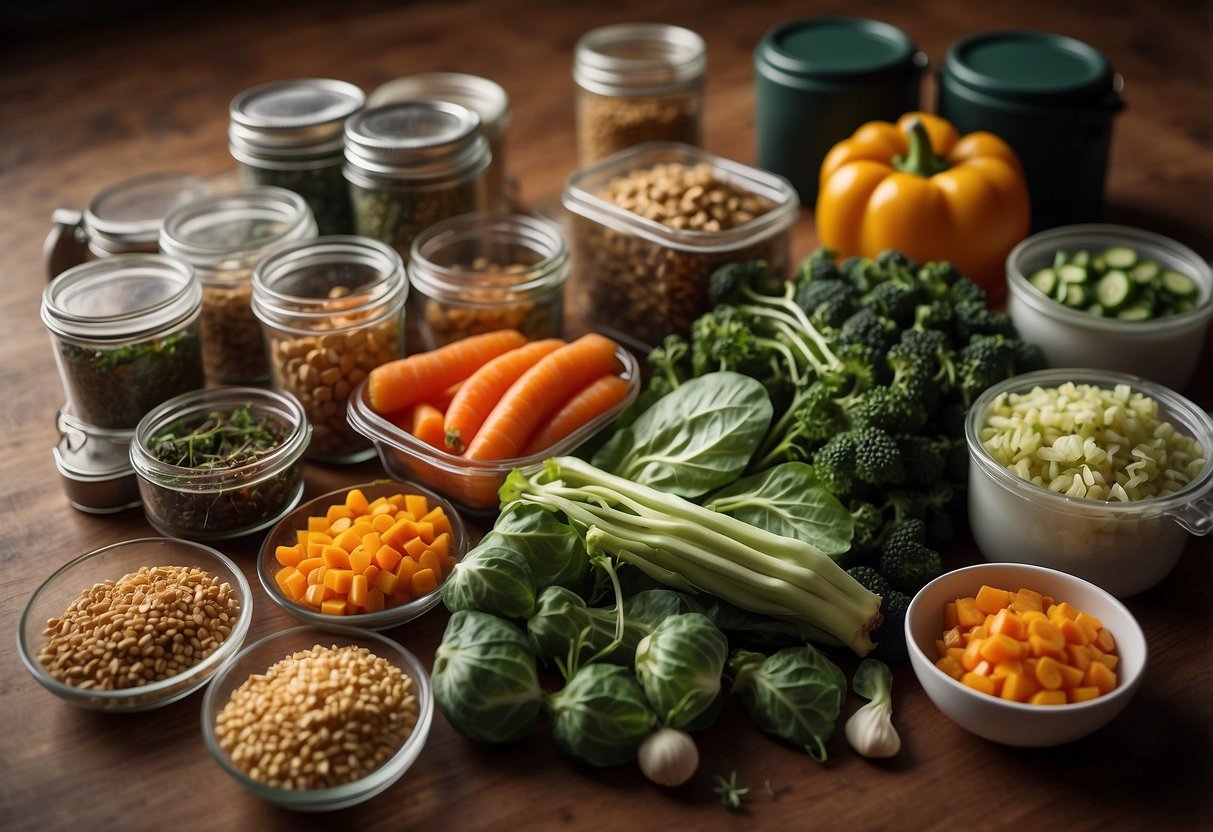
[346,345,641,512]
[18,537,252,712]
[258,480,468,629]
[201,625,433,811]
[130,386,312,541]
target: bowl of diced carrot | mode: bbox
[345,329,641,513]
[905,562,1147,747]
[257,480,468,630]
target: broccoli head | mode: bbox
[795,277,858,330]
[799,247,842,283]
[849,386,928,434]
[915,260,964,299]
[871,589,911,664]
[846,565,891,598]
[861,279,927,327]
[957,333,1021,406]
[879,518,943,594]
[895,433,949,487]
[810,431,858,495]
[707,260,774,306]
[852,426,907,488]
[838,306,900,354]
[847,499,888,554]
[952,299,1018,343]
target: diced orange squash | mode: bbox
[321,598,348,616]
[276,544,304,568]
[275,566,307,601]
[1085,660,1117,694]
[1029,690,1066,706]
[403,536,429,561]
[1066,644,1092,672]
[417,548,442,578]
[364,587,386,613]
[988,608,1024,640]
[349,574,369,608]
[428,532,451,561]
[349,546,373,575]
[975,585,1013,616]
[1094,626,1115,653]
[324,568,354,595]
[1057,616,1088,646]
[371,512,396,533]
[374,544,404,573]
[332,526,363,553]
[1027,618,1066,656]
[322,544,351,569]
[404,493,429,518]
[955,597,984,629]
[1034,656,1065,690]
[1069,686,1100,703]
[362,563,380,585]
[297,556,324,577]
[396,556,418,584]
[327,516,353,536]
[412,567,438,597]
[961,672,996,695]
[962,638,984,672]
[344,487,370,515]
[944,601,959,630]
[420,506,452,538]
[309,565,328,586]
[936,656,964,680]
[1011,588,1043,614]
[946,646,966,666]
[414,521,435,544]
[304,583,331,607]
[1048,601,1079,623]
[374,569,400,597]
[1000,672,1039,703]
[980,633,1024,664]
[1056,661,1086,691]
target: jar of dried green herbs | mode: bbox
[40,254,206,430]
[229,78,365,235]
[252,235,408,463]
[343,101,491,260]
[573,23,707,166]
[159,187,317,385]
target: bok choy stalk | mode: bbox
[500,456,882,656]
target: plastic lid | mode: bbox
[367,73,510,137]
[229,78,365,156]
[574,23,706,95]
[943,30,1114,102]
[83,172,212,252]
[343,101,489,181]
[158,187,317,267]
[756,16,917,83]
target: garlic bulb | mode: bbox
[638,727,700,787]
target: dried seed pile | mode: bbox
[576,89,700,165]
[214,643,419,790]
[202,280,271,384]
[39,564,241,690]
[420,257,561,348]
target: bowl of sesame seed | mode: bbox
[17,536,252,712]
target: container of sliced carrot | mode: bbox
[257,480,468,630]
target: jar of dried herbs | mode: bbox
[343,101,491,260]
[252,235,407,463]
[573,23,707,166]
[408,212,569,351]
[40,254,206,430]
[159,187,317,385]
[229,78,365,235]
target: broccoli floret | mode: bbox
[839,255,878,293]
[838,307,900,354]
[872,589,911,664]
[957,333,1020,406]
[799,247,842,283]
[896,328,958,394]
[861,280,925,327]
[707,259,779,305]
[879,518,943,594]
[913,299,955,332]
[946,276,988,307]
[750,381,848,469]
[795,278,857,329]
[810,431,858,495]
[1014,338,1049,373]
[916,260,964,299]
[646,334,690,395]
[853,426,907,487]
[896,433,949,486]
[847,499,888,554]
[846,565,891,598]
[874,249,919,278]
[952,300,1018,343]
[849,386,928,434]
[689,305,768,379]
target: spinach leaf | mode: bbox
[702,462,854,557]
[592,371,772,498]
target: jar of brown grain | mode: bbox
[573,23,706,166]
[160,187,318,384]
[252,235,407,463]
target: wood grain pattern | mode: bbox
[0,1,1209,829]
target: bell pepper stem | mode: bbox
[892,118,950,178]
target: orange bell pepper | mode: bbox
[816,112,1030,296]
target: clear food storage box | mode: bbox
[562,141,798,350]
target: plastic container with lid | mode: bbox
[43,172,212,280]
[937,30,1125,231]
[53,408,142,515]
[41,254,206,430]
[229,78,365,235]
[408,212,569,352]
[573,22,707,166]
[252,235,408,463]
[368,73,512,209]
[160,186,318,385]
[754,16,925,204]
[343,101,491,260]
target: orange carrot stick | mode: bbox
[463,333,621,461]
[443,338,566,453]
[410,402,447,449]
[367,329,527,414]
[523,373,631,455]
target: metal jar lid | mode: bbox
[229,77,366,160]
[53,408,142,514]
[574,23,706,96]
[343,100,490,182]
[755,16,922,87]
[367,73,510,139]
[942,30,1120,106]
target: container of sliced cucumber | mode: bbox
[1006,224,1212,390]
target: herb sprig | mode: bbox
[149,405,290,470]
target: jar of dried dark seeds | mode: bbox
[252,235,408,463]
[160,187,318,384]
[573,23,707,166]
[343,101,491,260]
[40,254,206,430]
[229,78,365,235]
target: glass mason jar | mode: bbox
[160,187,318,385]
[367,72,512,210]
[408,212,569,352]
[344,100,491,261]
[40,254,206,430]
[573,23,707,166]
[229,77,366,236]
[252,235,408,463]
[43,171,212,281]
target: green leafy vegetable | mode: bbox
[442,542,537,619]
[546,663,656,767]
[481,502,593,596]
[634,613,728,729]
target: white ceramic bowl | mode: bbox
[906,562,1147,747]
[1006,224,1213,391]
[965,368,1213,597]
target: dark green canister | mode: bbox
[754,16,924,204]
[937,30,1124,232]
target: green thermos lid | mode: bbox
[942,30,1118,104]
[756,16,918,85]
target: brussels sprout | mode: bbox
[484,503,593,595]
[728,645,846,762]
[635,613,728,729]
[546,663,656,767]
[443,541,536,619]
[432,610,544,743]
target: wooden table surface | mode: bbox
[2,1,1210,830]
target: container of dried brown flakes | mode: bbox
[562,141,799,350]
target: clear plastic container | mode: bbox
[408,212,569,351]
[40,254,206,430]
[573,23,706,165]
[130,386,311,541]
[562,141,798,350]
[252,236,408,463]
[160,187,318,384]
[344,101,491,260]
[229,77,365,235]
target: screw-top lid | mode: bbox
[755,16,919,85]
[367,73,510,138]
[83,172,212,254]
[943,30,1116,104]
[159,187,317,270]
[343,101,490,182]
[52,408,142,514]
[229,78,366,158]
[574,23,706,96]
